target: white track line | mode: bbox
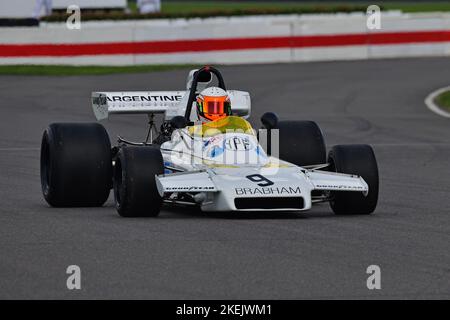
[425,86,450,118]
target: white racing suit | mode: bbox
[33,0,52,19]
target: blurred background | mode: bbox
[1,0,449,73]
[2,1,450,23]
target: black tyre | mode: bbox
[114,146,164,217]
[276,121,326,166]
[40,123,112,207]
[328,144,379,215]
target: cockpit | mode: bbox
[188,116,255,137]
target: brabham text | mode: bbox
[235,186,301,195]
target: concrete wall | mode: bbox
[52,0,127,10]
[0,12,449,65]
[0,0,36,18]
[0,0,126,18]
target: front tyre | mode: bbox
[277,120,326,166]
[114,146,164,217]
[40,123,112,207]
[328,144,379,215]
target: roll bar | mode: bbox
[184,66,227,119]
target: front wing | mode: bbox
[155,167,368,212]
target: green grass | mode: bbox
[45,1,450,22]
[157,1,450,14]
[435,90,450,111]
[381,1,450,12]
[161,1,356,13]
[0,64,194,76]
[46,3,370,22]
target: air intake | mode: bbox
[234,197,304,210]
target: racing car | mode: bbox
[40,66,379,217]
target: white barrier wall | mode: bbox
[0,0,126,18]
[0,12,449,65]
[0,0,35,18]
[52,0,127,10]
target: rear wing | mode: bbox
[91,90,251,121]
[91,91,185,121]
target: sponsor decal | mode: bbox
[204,135,225,158]
[224,136,253,151]
[208,145,224,158]
[235,186,301,196]
[107,95,182,103]
[315,184,365,190]
[165,186,215,191]
[204,135,222,147]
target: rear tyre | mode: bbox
[114,146,164,217]
[276,120,326,166]
[40,123,112,207]
[328,144,379,215]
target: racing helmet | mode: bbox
[196,87,231,122]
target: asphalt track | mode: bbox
[0,58,449,299]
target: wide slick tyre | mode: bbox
[276,120,326,167]
[40,123,112,207]
[328,144,379,215]
[113,146,164,217]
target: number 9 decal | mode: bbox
[246,174,274,187]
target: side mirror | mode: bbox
[261,112,279,129]
[170,116,187,129]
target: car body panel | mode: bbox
[156,117,369,212]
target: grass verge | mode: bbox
[42,1,450,22]
[380,1,450,12]
[43,1,373,22]
[0,64,194,76]
[160,1,450,14]
[435,90,450,112]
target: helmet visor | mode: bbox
[206,100,225,114]
[202,96,230,115]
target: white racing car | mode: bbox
[40,66,378,217]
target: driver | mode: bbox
[196,87,231,123]
[156,87,233,144]
[191,87,255,137]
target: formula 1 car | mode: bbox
[40,66,378,217]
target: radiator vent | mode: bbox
[234,197,304,210]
